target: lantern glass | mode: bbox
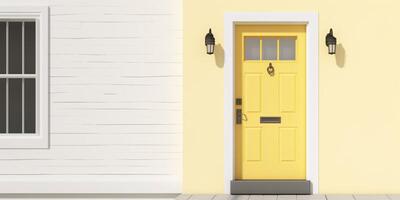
[206,43,214,54]
[328,43,336,54]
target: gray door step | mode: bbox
[231,180,312,195]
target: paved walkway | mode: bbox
[176,194,400,200]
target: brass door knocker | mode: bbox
[267,63,275,76]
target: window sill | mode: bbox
[0,134,49,149]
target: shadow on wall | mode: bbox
[335,43,346,68]
[214,44,225,68]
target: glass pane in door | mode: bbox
[262,38,277,60]
[279,38,296,60]
[244,37,260,60]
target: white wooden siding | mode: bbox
[0,0,182,193]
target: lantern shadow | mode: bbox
[214,44,225,68]
[335,43,346,68]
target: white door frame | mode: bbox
[223,12,319,194]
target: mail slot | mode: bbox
[260,116,281,123]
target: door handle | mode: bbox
[236,109,248,124]
[260,116,281,123]
[236,109,242,124]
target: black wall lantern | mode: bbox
[205,28,215,55]
[325,28,337,55]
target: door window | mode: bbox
[262,38,277,60]
[244,37,260,60]
[244,37,296,61]
[279,37,296,60]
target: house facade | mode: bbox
[183,0,400,195]
[1,0,400,196]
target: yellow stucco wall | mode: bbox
[183,0,400,194]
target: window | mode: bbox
[244,37,260,60]
[279,37,296,60]
[262,38,277,60]
[244,36,297,61]
[0,7,49,148]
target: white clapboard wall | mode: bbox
[0,0,182,193]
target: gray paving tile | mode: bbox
[353,195,389,200]
[277,195,296,200]
[297,194,327,200]
[214,195,233,200]
[247,195,277,200]
[388,195,400,200]
[249,195,265,200]
[190,195,216,200]
[386,194,400,200]
[230,195,250,200]
[263,195,278,200]
[176,194,192,200]
[326,195,355,200]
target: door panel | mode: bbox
[235,25,306,180]
[279,128,296,161]
[245,74,261,112]
[245,127,262,161]
[280,74,296,112]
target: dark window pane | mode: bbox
[24,79,35,133]
[9,22,22,74]
[0,79,5,133]
[24,22,35,74]
[0,23,6,74]
[9,79,22,133]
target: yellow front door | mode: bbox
[235,25,306,180]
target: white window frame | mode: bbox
[0,7,49,149]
